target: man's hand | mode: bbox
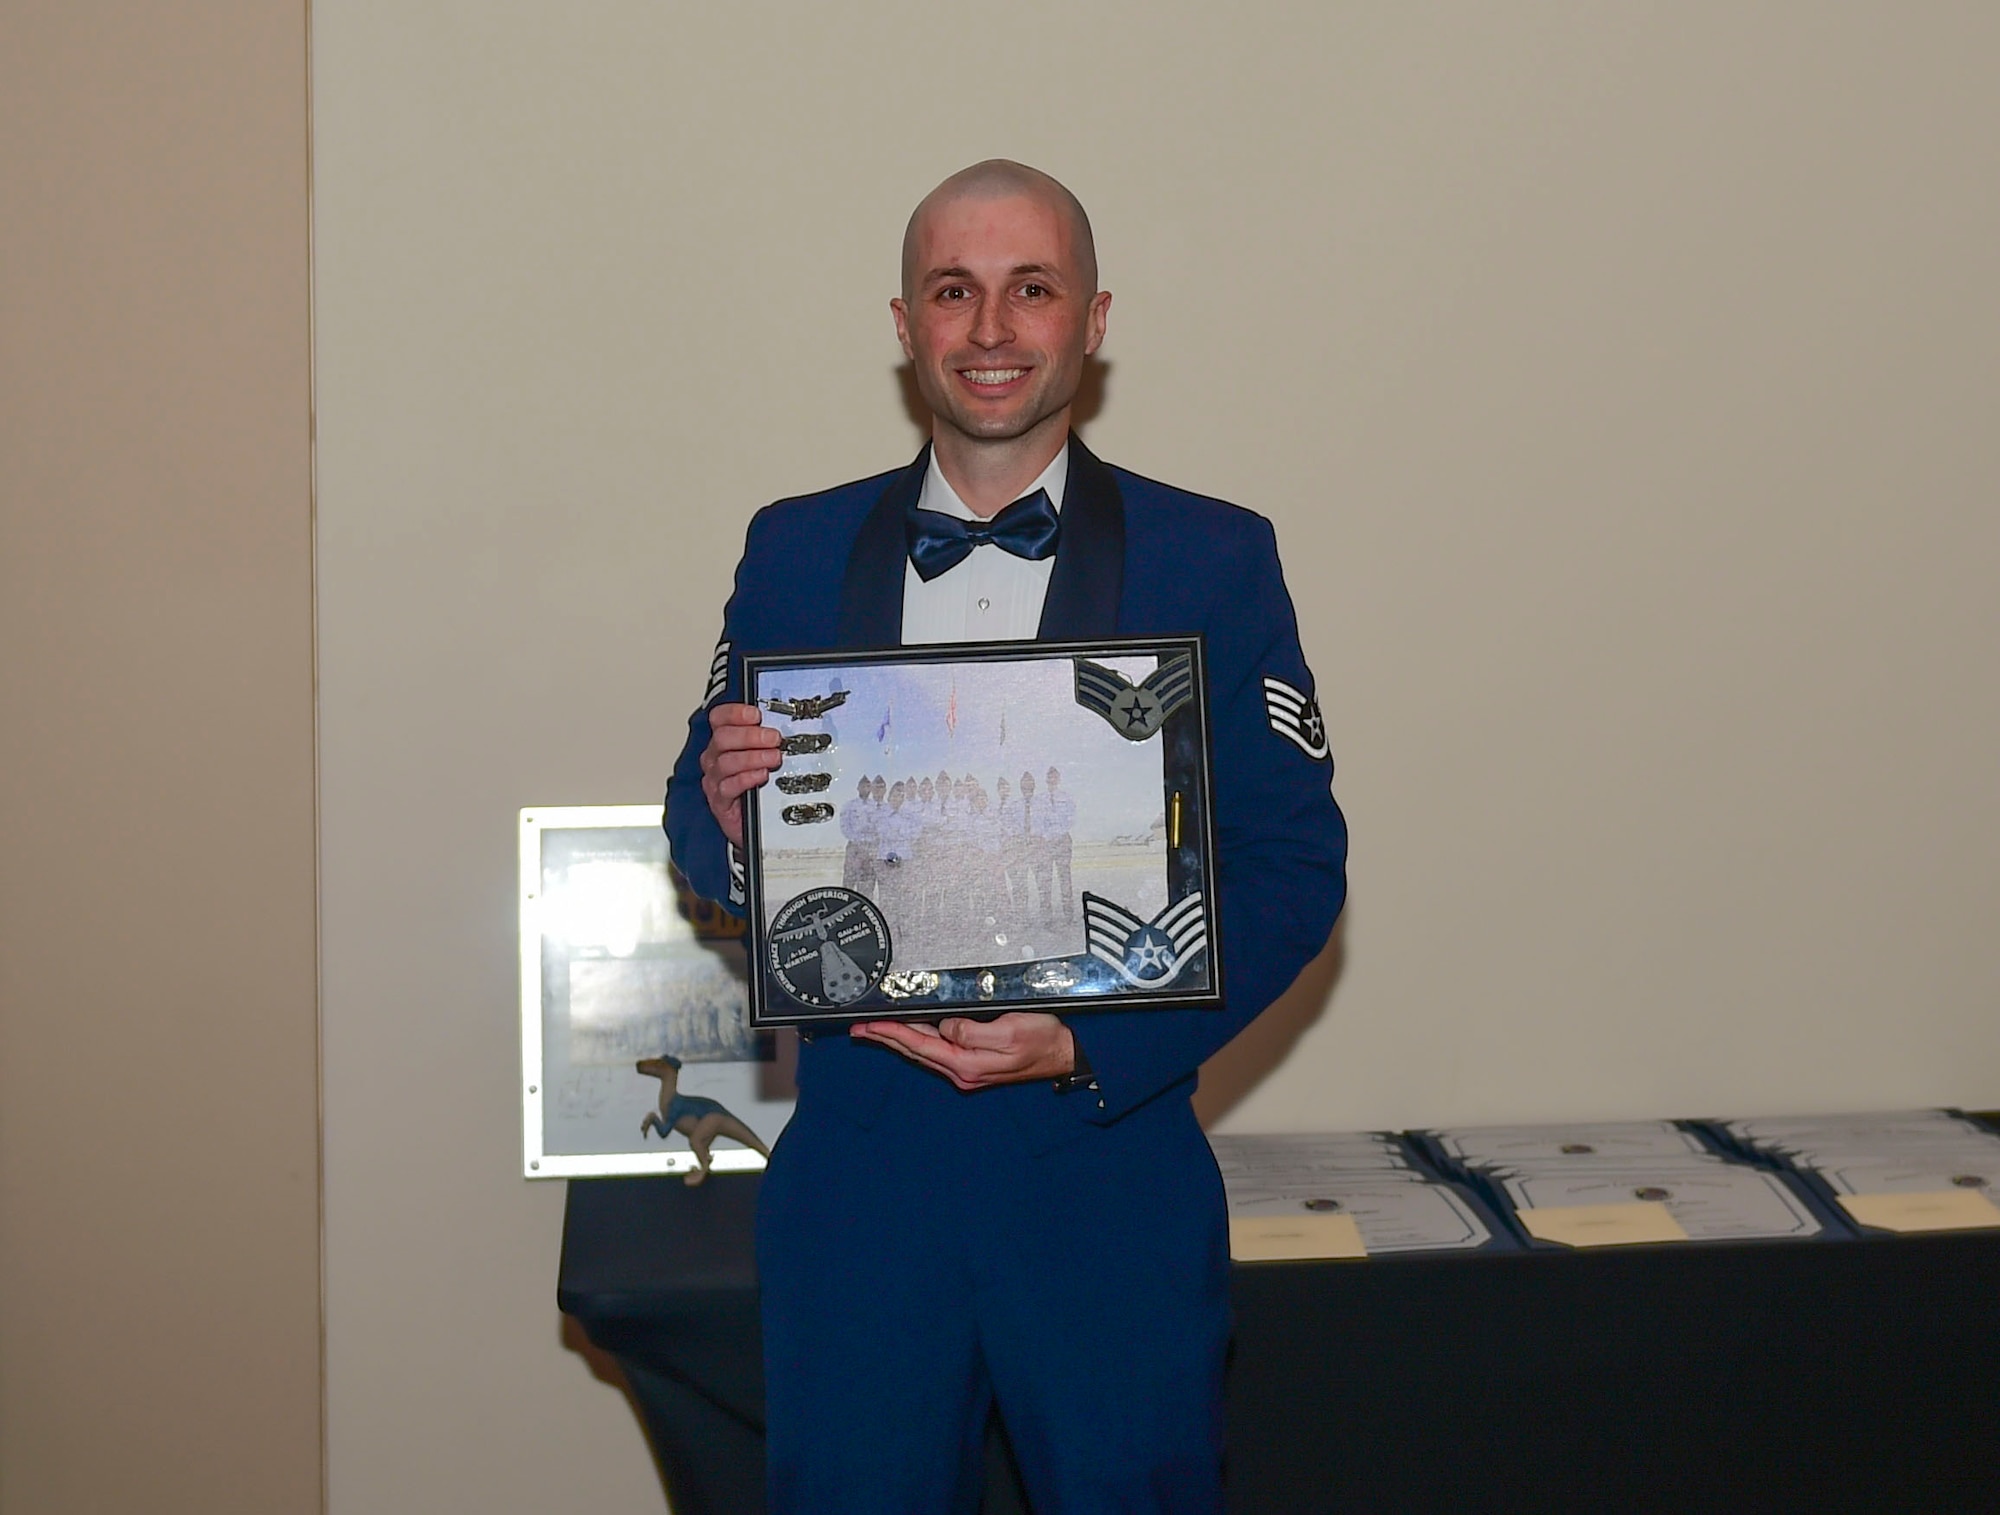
[699,702,781,849]
[848,1012,1075,1092]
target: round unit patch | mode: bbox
[767,886,892,1008]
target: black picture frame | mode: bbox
[740,636,1224,1027]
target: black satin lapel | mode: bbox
[837,447,928,649]
[1037,435,1126,640]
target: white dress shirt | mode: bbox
[901,447,1069,646]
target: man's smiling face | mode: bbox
[892,191,1110,461]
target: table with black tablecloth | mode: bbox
[560,1169,1998,1514]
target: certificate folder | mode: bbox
[1412,1121,1853,1249]
[1697,1109,2000,1238]
[1211,1132,1517,1258]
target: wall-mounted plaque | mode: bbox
[741,636,1223,1027]
[519,805,794,1180]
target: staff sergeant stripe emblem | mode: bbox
[1082,891,1209,988]
[705,637,731,706]
[1262,676,1329,760]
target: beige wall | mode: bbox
[0,3,321,1512]
[312,2,2000,1509]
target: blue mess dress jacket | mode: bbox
[665,436,1347,1153]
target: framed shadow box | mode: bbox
[741,636,1223,1028]
[519,805,793,1180]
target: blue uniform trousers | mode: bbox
[757,1058,1230,1515]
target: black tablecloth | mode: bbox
[560,1173,1999,1514]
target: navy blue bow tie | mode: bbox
[906,488,1061,582]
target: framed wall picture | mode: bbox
[741,636,1223,1028]
[519,805,794,1180]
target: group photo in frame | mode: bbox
[518,805,795,1181]
[741,636,1223,1027]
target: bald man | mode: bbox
[667,160,1347,1514]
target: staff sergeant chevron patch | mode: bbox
[1073,655,1194,741]
[1082,891,1209,988]
[1262,676,1329,760]
[704,637,731,707]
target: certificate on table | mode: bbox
[1432,1122,1713,1166]
[1817,1158,2000,1197]
[1501,1167,1823,1241]
[1721,1110,2000,1164]
[1212,1132,1498,1256]
[1228,1183,1497,1257]
[1212,1132,1422,1181]
[1721,1109,1983,1143]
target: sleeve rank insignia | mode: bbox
[704,637,731,707]
[1262,676,1329,760]
[1073,654,1194,741]
[1082,891,1209,987]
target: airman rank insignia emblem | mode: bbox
[1262,676,1329,760]
[1082,891,1209,988]
[1074,655,1194,741]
